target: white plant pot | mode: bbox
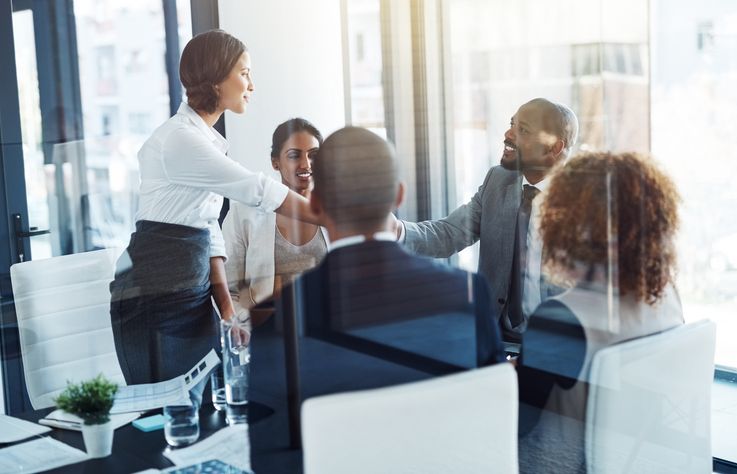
[81,420,114,458]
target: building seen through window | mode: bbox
[12,0,192,258]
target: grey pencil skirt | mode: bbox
[110,220,219,385]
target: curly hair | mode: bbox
[540,151,680,304]
[179,29,246,114]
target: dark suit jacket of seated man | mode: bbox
[270,126,505,389]
[285,233,507,370]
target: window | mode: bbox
[651,1,737,371]
[344,0,387,137]
[12,0,192,256]
[340,4,734,465]
[128,112,152,135]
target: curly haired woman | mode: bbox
[517,151,684,473]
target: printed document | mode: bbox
[111,350,220,414]
[0,414,50,443]
[38,409,140,431]
[0,437,88,473]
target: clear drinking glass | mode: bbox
[211,364,226,411]
[163,404,199,447]
[221,317,250,424]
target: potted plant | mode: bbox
[55,374,118,458]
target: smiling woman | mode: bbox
[223,118,329,326]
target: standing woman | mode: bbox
[110,30,315,386]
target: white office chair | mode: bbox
[585,319,716,473]
[10,248,127,409]
[301,363,518,474]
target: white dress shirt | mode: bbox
[521,176,549,317]
[136,102,289,259]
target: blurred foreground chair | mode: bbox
[10,248,127,409]
[585,319,716,473]
[301,363,518,474]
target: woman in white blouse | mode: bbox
[109,30,317,387]
[223,118,329,327]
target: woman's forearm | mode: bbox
[210,256,235,320]
[275,190,320,225]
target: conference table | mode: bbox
[7,402,270,473]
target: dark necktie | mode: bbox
[506,184,540,337]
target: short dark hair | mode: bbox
[270,118,324,159]
[313,127,398,231]
[179,29,246,114]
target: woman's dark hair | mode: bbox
[270,118,324,158]
[179,29,246,114]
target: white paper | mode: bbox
[0,414,51,443]
[0,437,88,473]
[38,409,140,431]
[163,425,251,472]
[111,350,220,414]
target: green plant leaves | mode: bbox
[54,374,118,425]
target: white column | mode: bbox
[219,0,346,176]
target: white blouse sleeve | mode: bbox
[162,125,289,212]
[208,219,227,260]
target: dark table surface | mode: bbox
[7,402,272,473]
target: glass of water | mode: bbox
[210,365,226,411]
[163,404,199,447]
[221,317,250,424]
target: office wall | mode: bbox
[219,0,346,176]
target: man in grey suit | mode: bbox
[394,98,579,346]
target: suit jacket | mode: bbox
[403,165,560,339]
[282,240,505,369]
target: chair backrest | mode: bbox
[301,362,518,474]
[585,319,716,473]
[10,248,127,409]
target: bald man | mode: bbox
[264,127,505,447]
[398,98,579,347]
[287,126,504,355]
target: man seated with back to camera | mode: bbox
[268,126,506,383]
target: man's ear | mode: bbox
[394,181,405,209]
[549,139,566,159]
